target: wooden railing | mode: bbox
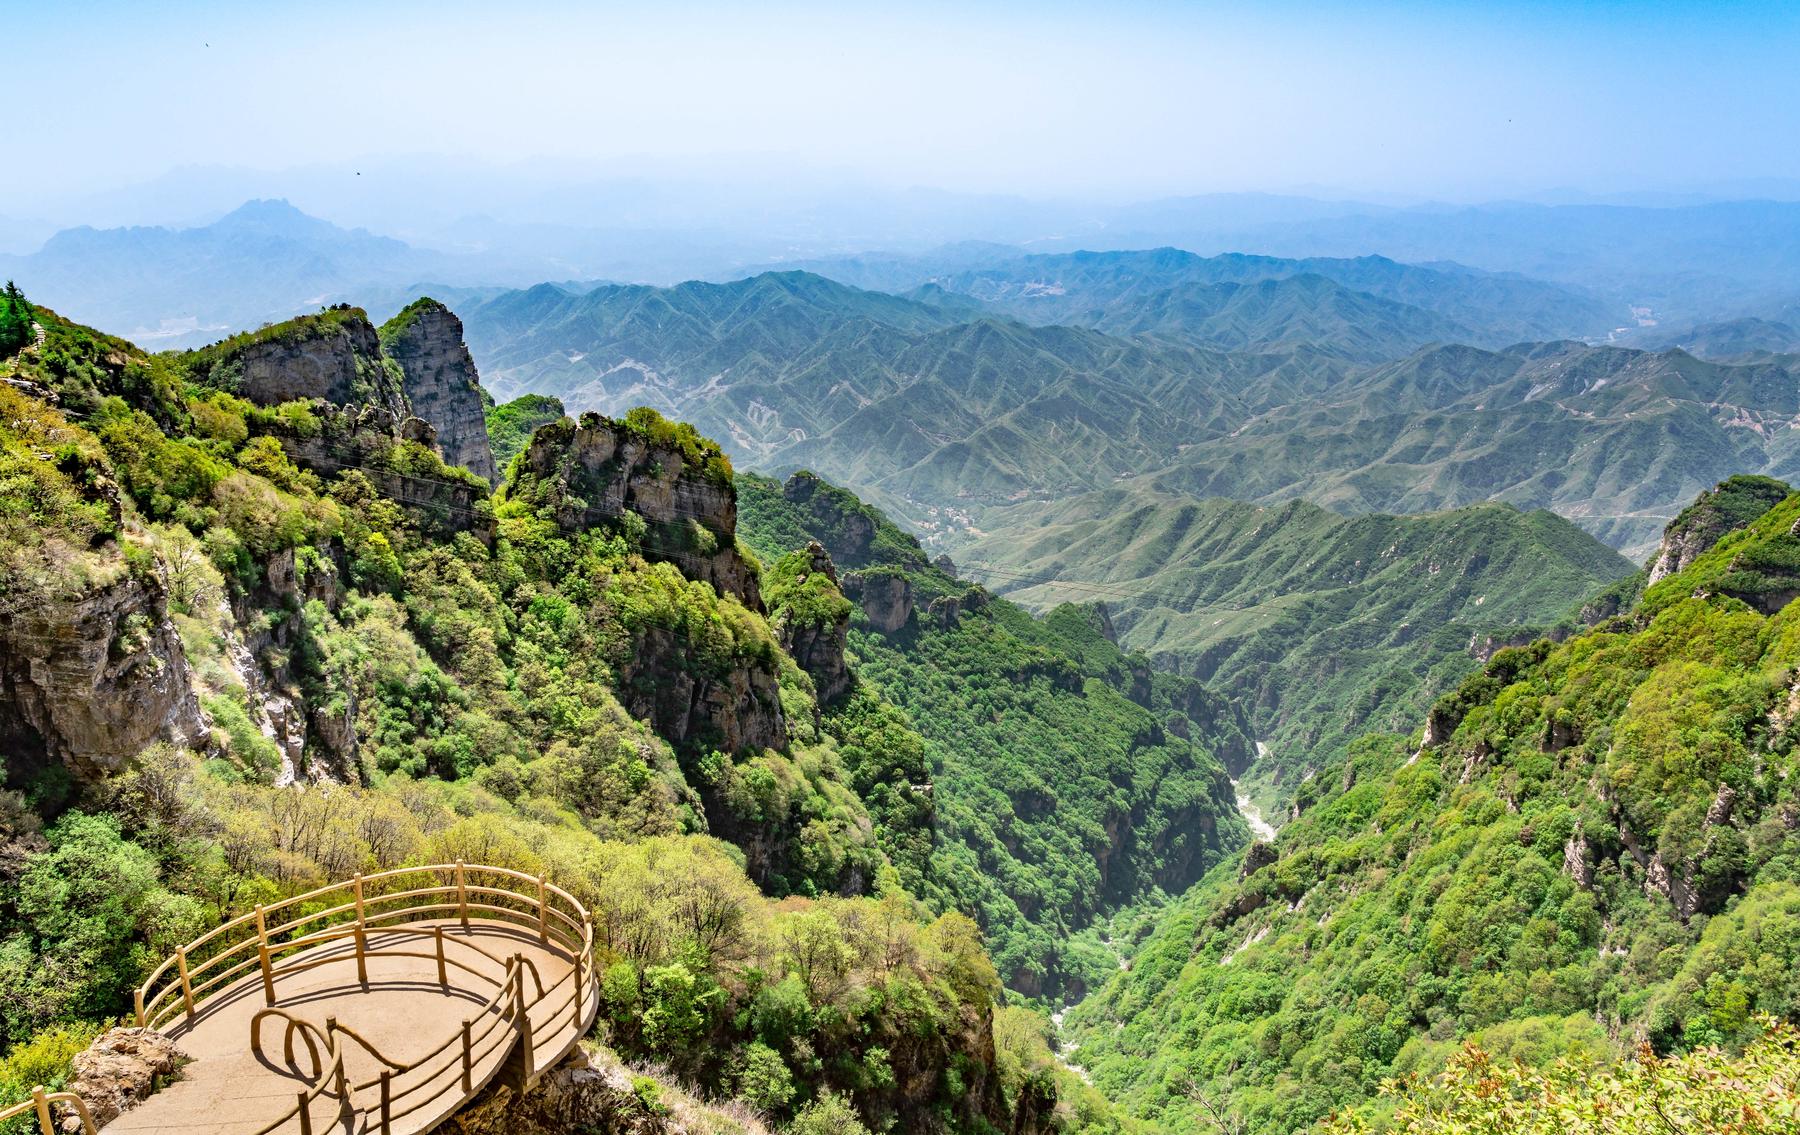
[0,1089,96,1135]
[125,862,596,1135]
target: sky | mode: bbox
[7,0,1800,221]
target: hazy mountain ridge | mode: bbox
[461,268,1800,562]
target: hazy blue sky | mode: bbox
[9,0,1800,212]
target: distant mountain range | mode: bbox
[11,190,1800,348]
[0,200,556,347]
[457,265,1800,560]
[779,246,1619,348]
[953,489,1633,777]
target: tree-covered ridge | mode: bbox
[961,488,1634,790]
[737,471,1253,1001]
[1060,485,1800,1133]
[1322,1015,1800,1134]
[0,291,1115,1134]
[484,391,567,471]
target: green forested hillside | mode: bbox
[737,472,1252,1000]
[1060,485,1800,1133]
[0,295,1122,1134]
[778,247,1617,347]
[459,267,1800,565]
[958,488,1633,789]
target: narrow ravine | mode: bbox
[1232,741,1280,841]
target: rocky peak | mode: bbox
[188,306,411,420]
[512,412,761,609]
[1647,474,1792,584]
[842,568,914,633]
[380,299,500,484]
[768,542,853,705]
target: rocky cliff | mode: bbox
[616,626,787,754]
[380,299,500,484]
[272,401,492,540]
[185,306,410,419]
[1647,474,1792,584]
[842,568,914,632]
[769,542,853,704]
[0,570,207,785]
[510,412,761,609]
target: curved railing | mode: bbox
[127,861,596,1135]
[0,1089,96,1135]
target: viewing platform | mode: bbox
[6,863,598,1135]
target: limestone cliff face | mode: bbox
[843,568,913,632]
[773,543,852,705]
[380,300,499,484]
[1647,474,1793,584]
[275,402,492,540]
[616,626,787,753]
[0,571,207,783]
[513,414,761,609]
[208,308,410,420]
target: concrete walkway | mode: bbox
[103,920,594,1135]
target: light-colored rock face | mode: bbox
[0,573,207,782]
[518,416,761,609]
[843,570,913,633]
[382,302,500,484]
[58,1027,185,1132]
[232,314,409,419]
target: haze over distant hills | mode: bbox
[10,189,1800,345]
[454,264,1800,559]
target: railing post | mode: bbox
[354,873,369,985]
[296,1091,312,1135]
[460,1019,473,1092]
[456,860,469,927]
[31,1086,51,1135]
[380,1070,392,1133]
[514,958,534,1074]
[134,987,146,1028]
[434,924,448,986]
[536,874,549,943]
[256,905,276,1007]
[177,945,194,1017]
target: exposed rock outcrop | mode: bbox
[199,307,410,419]
[617,627,786,754]
[380,300,500,484]
[274,401,492,540]
[780,470,878,564]
[56,1027,185,1133]
[843,568,913,632]
[0,572,207,784]
[512,414,761,609]
[773,543,852,705]
[1648,474,1792,584]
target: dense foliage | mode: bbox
[1323,1016,1800,1135]
[1061,485,1800,1132]
[0,282,31,358]
[0,298,1120,1133]
[738,472,1252,1001]
[484,391,566,470]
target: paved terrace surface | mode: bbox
[96,866,597,1135]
